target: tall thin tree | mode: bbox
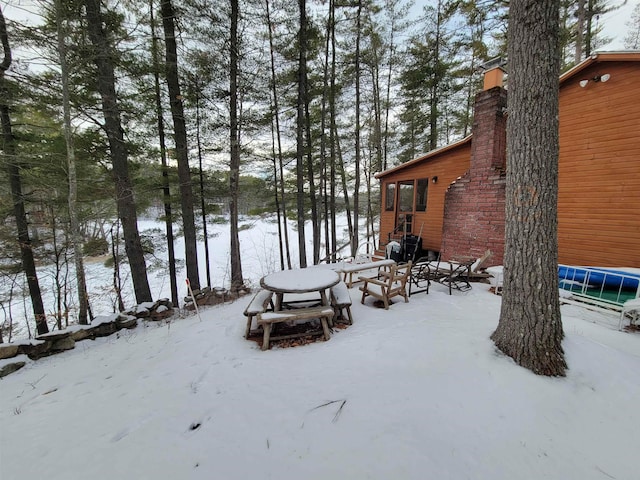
[265,0,292,270]
[84,0,152,304]
[55,0,90,324]
[296,0,308,268]
[0,6,49,335]
[229,0,244,290]
[352,0,363,257]
[491,0,567,376]
[149,0,178,308]
[160,0,201,292]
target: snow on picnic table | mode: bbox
[1,280,639,480]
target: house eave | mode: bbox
[375,135,473,180]
[560,51,640,85]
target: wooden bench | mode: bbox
[257,306,334,350]
[243,289,274,339]
[330,281,353,325]
[339,259,396,288]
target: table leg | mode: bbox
[262,323,272,351]
[320,317,331,340]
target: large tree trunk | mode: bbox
[229,0,244,291]
[491,0,566,377]
[296,0,308,268]
[84,0,152,304]
[160,0,200,292]
[55,0,90,325]
[1,7,49,335]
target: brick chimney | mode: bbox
[440,64,507,266]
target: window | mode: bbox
[416,178,429,212]
[399,180,414,212]
[385,183,395,211]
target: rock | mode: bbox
[49,336,75,352]
[116,315,137,329]
[0,360,25,378]
[70,328,94,341]
[149,307,174,321]
[91,321,118,337]
[157,298,173,309]
[36,330,73,342]
[17,340,51,360]
[134,307,151,319]
[0,343,19,360]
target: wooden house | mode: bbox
[375,52,640,268]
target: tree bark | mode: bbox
[296,0,308,268]
[352,0,362,257]
[55,0,90,325]
[491,0,566,377]
[149,0,178,307]
[229,0,244,290]
[160,0,201,292]
[1,7,49,335]
[265,0,292,270]
[84,0,152,304]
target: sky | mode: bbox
[597,0,638,49]
[2,214,640,480]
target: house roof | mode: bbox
[376,51,640,180]
[559,51,640,84]
[374,135,472,179]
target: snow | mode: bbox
[1,216,640,478]
[2,276,640,479]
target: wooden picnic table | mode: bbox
[260,268,340,310]
[257,268,341,349]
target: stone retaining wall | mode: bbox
[0,299,174,378]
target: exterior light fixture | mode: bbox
[579,74,611,88]
[432,176,438,184]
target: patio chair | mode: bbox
[408,256,443,295]
[359,261,412,310]
[437,260,473,294]
[415,257,473,295]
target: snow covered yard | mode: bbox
[1,282,639,480]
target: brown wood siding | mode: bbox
[379,143,471,252]
[558,62,640,267]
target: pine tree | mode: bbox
[491,0,567,377]
[0,6,49,335]
[84,0,152,304]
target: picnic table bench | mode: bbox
[257,306,334,350]
[330,281,353,325]
[243,289,274,339]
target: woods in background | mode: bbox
[0,0,631,339]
